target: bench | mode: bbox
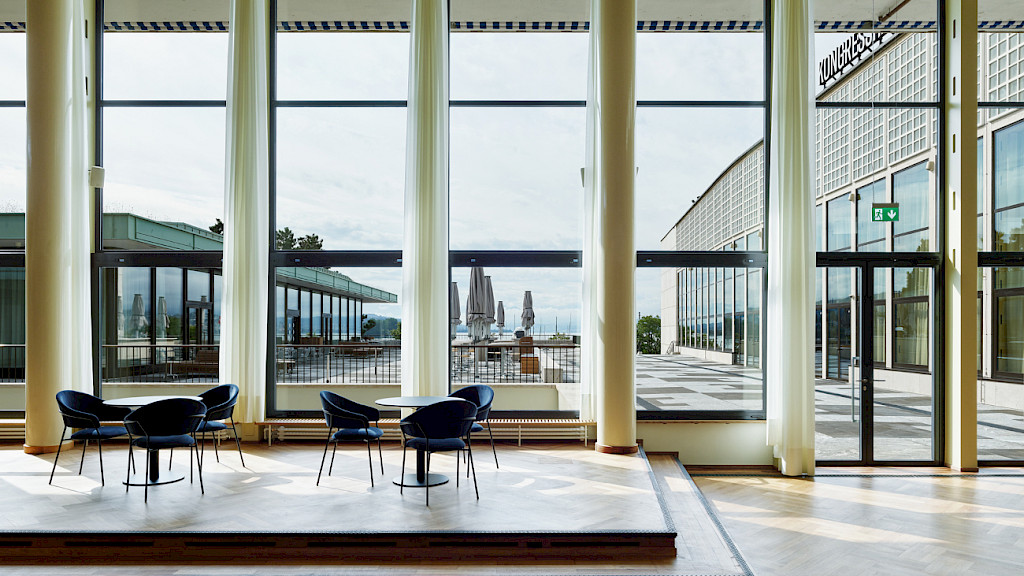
[257,418,596,447]
[168,349,219,377]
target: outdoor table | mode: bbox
[375,395,452,488]
[103,395,203,486]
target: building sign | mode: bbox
[871,203,899,222]
[818,32,889,88]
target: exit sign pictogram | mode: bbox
[871,203,899,222]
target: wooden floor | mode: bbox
[8,441,1022,575]
[690,466,1024,576]
[0,440,745,574]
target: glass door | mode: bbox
[816,266,862,461]
[815,264,936,464]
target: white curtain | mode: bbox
[220,0,270,423]
[766,0,816,476]
[66,0,92,394]
[401,0,449,397]
[579,0,603,422]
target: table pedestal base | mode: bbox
[393,472,448,488]
[122,448,187,486]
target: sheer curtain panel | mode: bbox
[220,0,270,423]
[765,0,816,475]
[401,0,450,398]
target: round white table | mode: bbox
[104,395,203,486]
[375,396,452,488]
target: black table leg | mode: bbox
[124,448,185,486]
[393,448,449,488]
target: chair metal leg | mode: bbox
[212,430,220,462]
[78,439,88,474]
[195,444,204,494]
[376,438,383,474]
[486,422,498,468]
[329,443,338,475]
[97,438,105,486]
[468,442,479,499]
[129,444,135,474]
[230,419,245,468]
[189,442,194,484]
[399,437,407,495]
[48,427,66,485]
[143,449,150,503]
[424,451,430,506]
[316,429,332,486]
[168,447,173,470]
[125,443,132,493]
[366,440,374,487]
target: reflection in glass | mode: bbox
[893,268,929,367]
[995,121,1024,251]
[857,179,886,251]
[893,162,931,251]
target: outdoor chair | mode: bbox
[123,398,206,502]
[317,391,384,486]
[399,398,479,505]
[448,384,498,468]
[195,383,245,467]
[49,390,134,486]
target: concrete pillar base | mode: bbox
[595,443,638,455]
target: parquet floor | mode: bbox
[691,466,1024,576]
[0,441,746,575]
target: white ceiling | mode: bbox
[1,0,1022,27]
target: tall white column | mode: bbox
[401,0,449,398]
[25,0,74,453]
[585,0,637,454]
[944,0,978,472]
[765,0,816,476]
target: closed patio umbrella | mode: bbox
[156,296,169,339]
[466,267,488,342]
[450,282,461,341]
[496,301,505,338]
[483,276,496,340]
[521,290,535,335]
[128,293,149,338]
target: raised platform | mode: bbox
[0,441,675,564]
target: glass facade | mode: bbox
[0,0,1020,463]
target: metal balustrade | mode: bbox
[98,341,580,385]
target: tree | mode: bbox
[276,227,297,250]
[209,218,224,235]
[297,233,323,250]
[636,315,661,354]
[361,314,376,339]
[389,321,402,340]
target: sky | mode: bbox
[0,27,862,334]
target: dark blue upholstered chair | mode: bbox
[123,398,206,502]
[448,384,498,468]
[49,390,134,486]
[195,384,244,467]
[399,398,479,505]
[317,391,384,486]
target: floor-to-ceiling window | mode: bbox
[0,30,26,416]
[268,0,405,415]
[447,12,586,416]
[814,0,941,464]
[95,7,229,398]
[640,1,768,419]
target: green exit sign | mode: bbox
[872,203,900,222]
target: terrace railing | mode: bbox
[98,340,580,386]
